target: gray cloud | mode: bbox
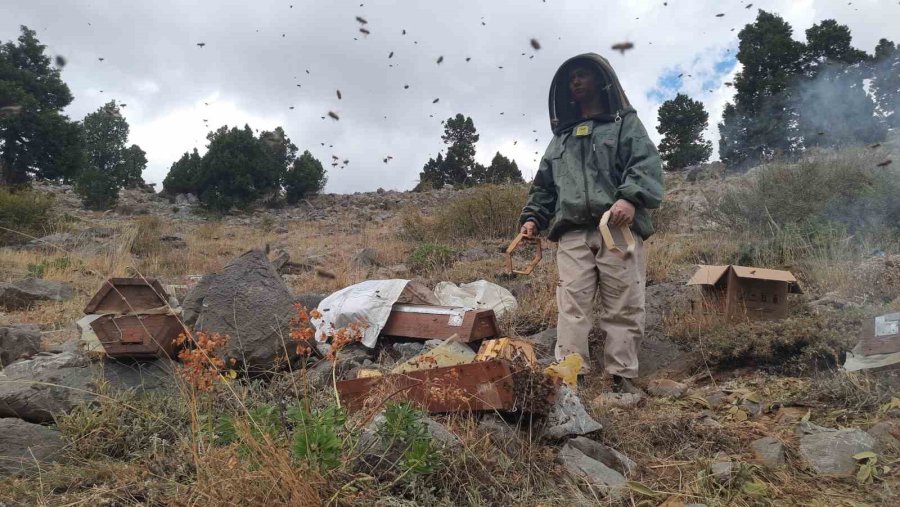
[2,0,896,192]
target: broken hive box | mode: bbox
[85,278,183,359]
[860,312,900,355]
[337,359,557,414]
[687,265,802,320]
[380,304,500,342]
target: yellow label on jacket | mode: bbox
[574,124,591,137]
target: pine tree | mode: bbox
[476,152,523,183]
[656,93,712,170]
[284,150,326,204]
[718,10,805,168]
[162,148,202,195]
[871,39,899,127]
[76,101,139,209]
[0,26,84,184]
[794,20,885,148]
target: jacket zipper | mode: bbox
[580,128,593,221]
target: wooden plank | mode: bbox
[84,278,169,314]
[337,360,520,413]
[91,314,183,359]
[380,305,499,342]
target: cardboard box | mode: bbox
[687,265,802,320]
[860,312,900,355]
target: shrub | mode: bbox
[401,184,527,242]
[75,165,119,210]
[26,257,71,278]
[0,187,55,246]
[408,243,456,273]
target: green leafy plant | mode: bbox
[379,402,440,475]
[26,257,71,278]
[288,404,347,472]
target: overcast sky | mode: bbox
[2,0,897,193]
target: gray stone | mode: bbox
[0,324,42,367]
[0,418,65,476]
[710,453,734,482]
[543,384,603,439]
[194,250,298,374]
[293,293,327,311]
[392,341,425,362]
[797,421,877,476]
[0,278,74,310]
[0,351,174,424]
[592,392,643,410]
[565,436,637,476]
[180,273,216,327]
[751,436,785,467]
[647,378,688,398]
[274,226,289,234]
[351,247,379,268]
[868,420,900,450]
[523,328,557,360]
[459,246,493,262]
[558,439,627,497]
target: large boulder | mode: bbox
[0,418,65,476]
[797,421,878,476]
[0,324,42,367]
[0,351,174,423]
[0,278,74,310]
[193,249,298,374]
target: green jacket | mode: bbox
[520,53,664,241]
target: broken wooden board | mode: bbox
[338,359,527,413]
[475,337,537,367]
[380,305,499,342]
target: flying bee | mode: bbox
[611,42,634,54]
[328,111,340,120]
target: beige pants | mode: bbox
[555,228,646,378]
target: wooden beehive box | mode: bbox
[90,314,183,359]
[380,304,500,343]
[85,278,182,359]
[84,278,170,314]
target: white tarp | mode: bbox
[433,280,518,318]
[843,343,900,371]
[312,279,517,348]
[311,279,409,348]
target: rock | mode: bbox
[797,421,877,476]
[0,324,42,367]
[565,436,637,476]
[523,328,557,360]
[274,226,289,235]
[159,235,187,249]
[710,452,734,482]
[351,247,379,268]
[0,351,174,423]
[180,274,216,327]
[194,250,298,374]
[542,384,603,439]
[558,438,627,497]
[0,278,74,310]
[740,398,763,418]
[293,293,327,311]
[647,378,688,398]
[592,392,643,410]
[0,418,65,476]
[867,420,900,450]
[750,436,785,467]
[391,341,425,362]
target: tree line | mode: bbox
[656,11,898,171]
[0,26,327,211]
